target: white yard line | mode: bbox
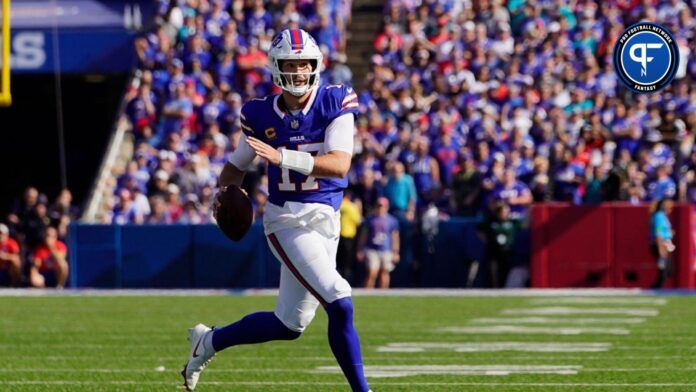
[314,365,582,377]
[529,298,667,306]
[377,342,612,353]
[506,355,685,360]
[469,317,646,325]
[502,307,659,316]
[439,326,630,335]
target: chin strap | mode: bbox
[279,149,315,176]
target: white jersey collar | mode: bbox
[273,95,285,119]
[301,86,318,116]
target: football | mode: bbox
[215,185,253,242]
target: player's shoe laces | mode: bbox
[181,323,215,391]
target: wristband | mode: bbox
[279,149,314,176]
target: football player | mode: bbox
[182,28,371,392]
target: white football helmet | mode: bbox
[268,28,323,97]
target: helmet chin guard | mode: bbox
[268,29,323,96]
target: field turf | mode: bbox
[1,291,695,391]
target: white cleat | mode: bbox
[181,323,215,391]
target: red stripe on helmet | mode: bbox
[290,29,303,50]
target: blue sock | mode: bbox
[326,297,370,392]
[211,311,300,352]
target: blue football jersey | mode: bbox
[241,84,359,210]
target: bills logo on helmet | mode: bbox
[271,33,283,48]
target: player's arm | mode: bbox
[221,133,257,188]
[310,151,351,179]
[219,163,246,188]
[246,113,355,179]
[214,133,256,216]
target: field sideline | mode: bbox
[1,289,695,391]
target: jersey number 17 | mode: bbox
[278,143,322,191]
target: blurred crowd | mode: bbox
[346,0,696,288]
[360,0,696,223]
[109,0,696,229]
[109,0,352,224]
[1,187,77,288]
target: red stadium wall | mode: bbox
[531,203,695,289]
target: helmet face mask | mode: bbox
[275,59,319,96]
[268,29,323,97]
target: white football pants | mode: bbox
[264,202,352,332]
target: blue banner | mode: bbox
[6,0,153,29]
[69,220,531,289]
[1,0,156,73]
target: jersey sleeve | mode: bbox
[324,113,354,155]
[324,84,359,121]
[228,133,257,171]
[239,102,256,137]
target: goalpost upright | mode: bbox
[0,0,11,106]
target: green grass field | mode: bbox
[1,292,695,391]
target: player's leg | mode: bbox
[181,252,304,391]
[211,262,305,351]
[323,233,372,392]
[194,236,323,356]
[268,228,370,392]
[273,263,321,332]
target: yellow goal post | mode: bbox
[0,0,10,106]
